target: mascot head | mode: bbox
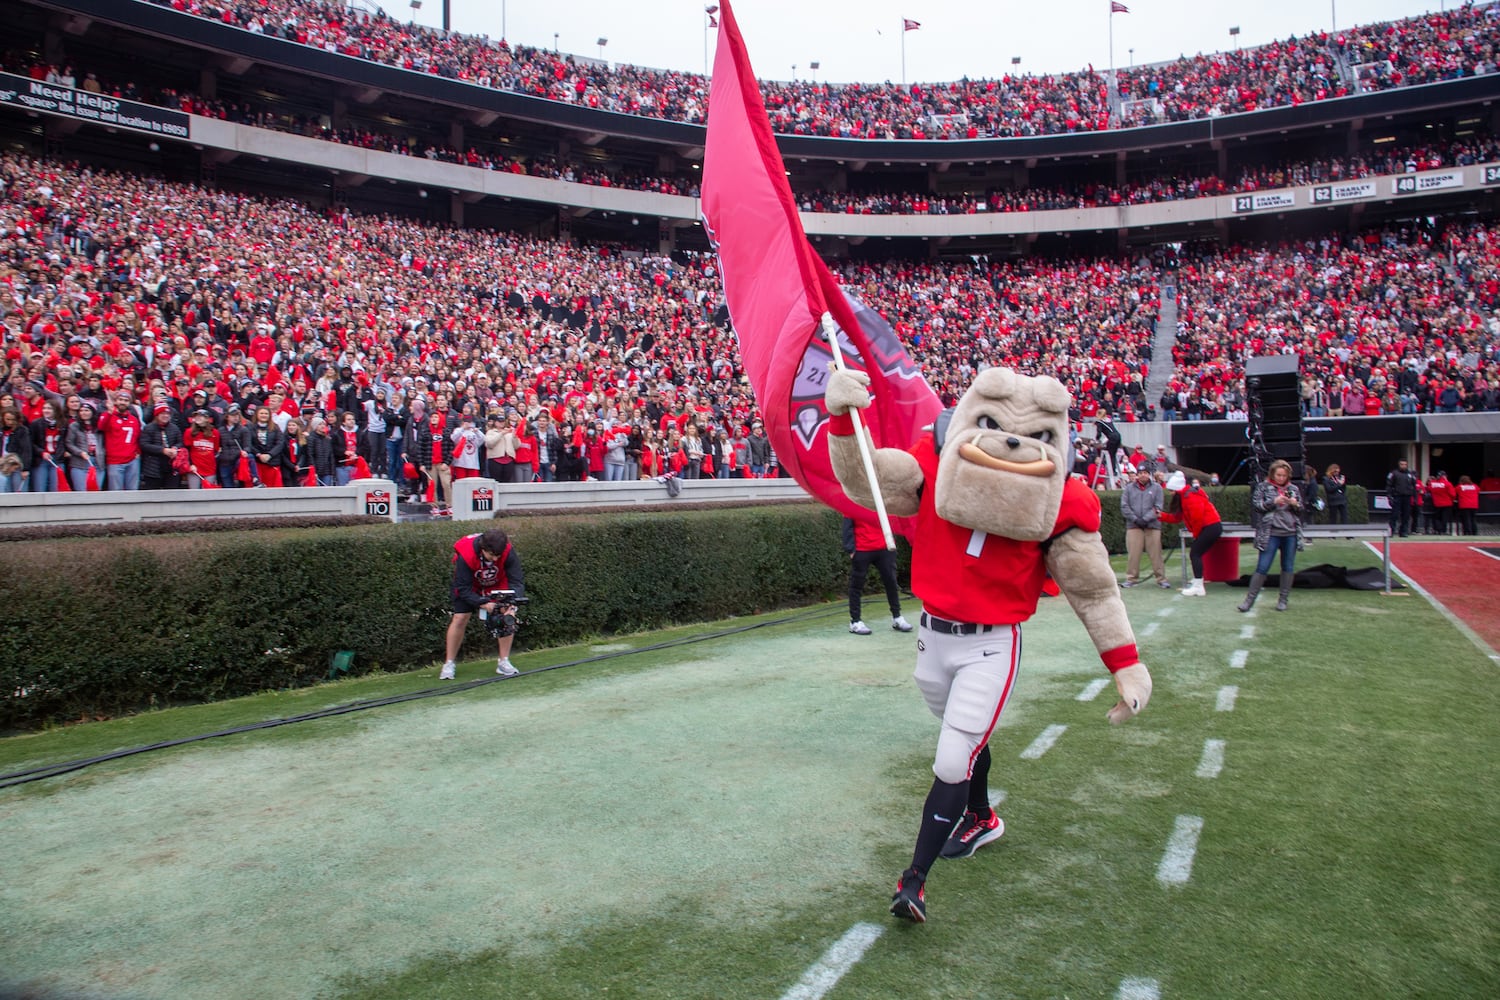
[933,367,1071,542]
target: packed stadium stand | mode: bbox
[2,0,1497,497]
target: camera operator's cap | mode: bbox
[1165,471,1187,492]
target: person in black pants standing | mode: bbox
[1386,459,1418,537]
[843,516,913,635]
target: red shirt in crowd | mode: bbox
[97,409,143,464]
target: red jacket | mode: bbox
[1429,477,1455,508]
[1160,487,1222,536]
[1456,483,1480,510]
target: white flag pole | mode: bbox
[821,312,896,550]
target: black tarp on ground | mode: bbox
[1228,564,1403,590]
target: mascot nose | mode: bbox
[1006,436,1021,449]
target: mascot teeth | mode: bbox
[957,442,1055,477]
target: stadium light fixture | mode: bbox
[1011,57,1021,66]
[597,37,608,59]
[1229,26,1240,50]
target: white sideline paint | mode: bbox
[1470,546,1500,564]
[1229,649,1249,670]
[989,788,1007,808]
[779,922,884,1000]
[1216,686,1239,712]
[1020,724,1068,760]
[1239,624,1256,640]
[1077,678,1111,702]
[1375,542,1500,664]
[1140,621,1160,638]
[1157,606,1176,618]
[1157,815,1205,886]
[1117,977,1162,1000]
[1196,739,1226,779]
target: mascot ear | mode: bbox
[932,407,957,456]
[1033,376,1071,414]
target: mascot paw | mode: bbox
[825,365,872,416]
[1105,663,1152,725]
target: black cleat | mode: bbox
[889,868,927,923]
[940,809,1005,860]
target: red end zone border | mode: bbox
[1377,541,1500,659]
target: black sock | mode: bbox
[910,777,969,878]
[967,744,993,816]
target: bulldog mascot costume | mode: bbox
[825,365,1152,923]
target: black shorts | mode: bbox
[451,590,483,615]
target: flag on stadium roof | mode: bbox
[702,0,941,530]
[708,14,718,26]
[1111,2,1130,13]
[903,18,922,31]
[704,5,719,12]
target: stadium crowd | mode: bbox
[2,148,1498,501]
[9,53,1498,216]
[1167,223,1500,420]
[143,0,1500,138]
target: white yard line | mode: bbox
[1116,978,1162,1000]
[1228,649,1249,670]
[1196,739,1226,779]
[1156,815,1205,887]
[1372,542,1500,664]
[1077,678,1111,702]
[1140,621,1160,638]
[1215,685,1239,712]
[779,923,884,1000]
[1239,624,1256,640]
[1020,724,1068,760]
[1469,546,1500,563]
[1157,606,1176,618]
[989,788,1007,808]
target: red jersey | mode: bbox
[1159,487,1221,536]
[906,432,1101,625]
[184,426,220,478]
[1456,482,1480,510]
[98,409,143,464]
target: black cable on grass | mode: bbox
[0,604,850,789]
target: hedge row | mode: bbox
[0,485,1366,730]
[0,505,849,730]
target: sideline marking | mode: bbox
[1239,624,1256,640]
[1215,686,1239,712]
[989,788,1007,808]
[1077,678,1111,702]
[779,922,884,1000]
[1157,815,1204,886]
[1228,649,1249,670]
[1470,546,1500,564]
[1157,606,1176,618]
[1376,542,1500,664]
[1196,739,1226,779]
[1117,978,1162,1000]
[1140,621,1160,638]
[1020,724,1068,760]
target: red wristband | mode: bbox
[828,412,856,436]
[1100,644,1140,673]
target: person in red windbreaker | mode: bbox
[1427,471,1456,536]
[1455,475,1480,536]
[1160,470,1223,597]
[182,409,221,489]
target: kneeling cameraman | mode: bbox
[442,528,527,680]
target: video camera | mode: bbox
[480,590,528,638]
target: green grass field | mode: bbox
[2,541,1496,1000]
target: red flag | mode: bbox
[1110,2,1129,12]
[708,13,718,26]
[702,0,941,530]
[903,18,921,31]
[704,4,719,12]
[85,464,100,491]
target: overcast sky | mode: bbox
[394,0,1463,84]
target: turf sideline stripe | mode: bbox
[1020,724,1068,760]
[1215,685,1239,712]
[1116,978,1162,1000]
[779,922,884,1000]
[1470,545,1500,563]
[989,788,1007,807]
[1196,739,1226,779]
[1228,649,1249,669]
[1377,541,1500,664]
[1157,815,1204,886]
[1157,606,1176,618]
[1140,621,1159,638]
[1239,624,1255,640]
[1077,678,1111,702]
